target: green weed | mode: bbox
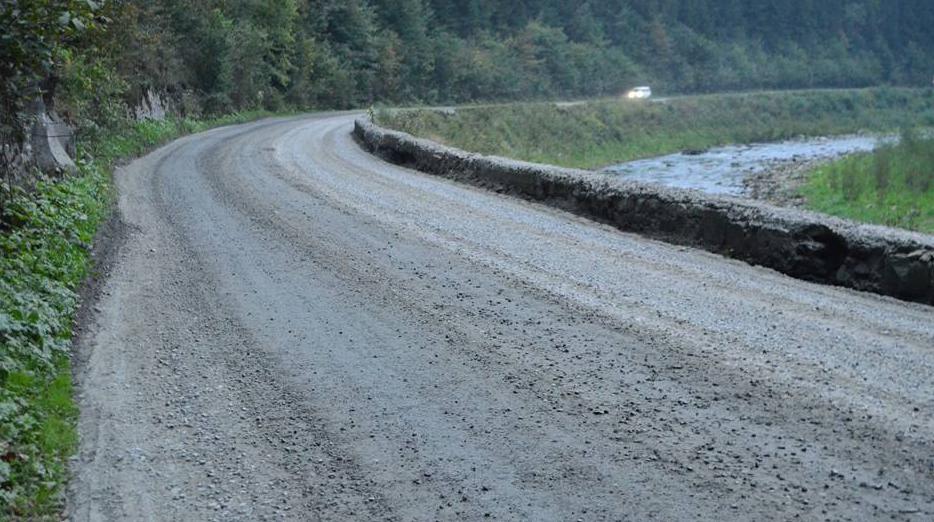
[0,165,105,518]
[0,111,278,519]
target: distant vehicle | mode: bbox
[626,86,652,100]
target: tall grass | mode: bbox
[803,129,934,233]
[377,88,934,169]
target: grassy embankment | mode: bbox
[376,88,934,232]
[0,111,274,519]
[377,88,934,169]
[803,129,934,233]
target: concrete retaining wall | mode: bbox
[354,117,934,305]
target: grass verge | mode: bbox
[376,88,934,169]
[0,110,276,519]
[802,129,934,234]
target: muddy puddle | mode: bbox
[601,135,885,196]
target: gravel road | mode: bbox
[69,113,934,521]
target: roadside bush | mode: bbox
[55,50,130,141]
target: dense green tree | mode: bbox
[1,0,101,135]
[6,0,934,126]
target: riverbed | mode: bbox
[601,135,884,197]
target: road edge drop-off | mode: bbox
[354,116,934,305]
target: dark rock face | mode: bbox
[3,99,78,190]
[32,114,77,175]
[354,117,934,305]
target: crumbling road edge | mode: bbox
[354,116,934,305]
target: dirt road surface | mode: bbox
[69,113,934,521]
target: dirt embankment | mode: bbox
[354,117,934,305]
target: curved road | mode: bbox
[70,113,934,521]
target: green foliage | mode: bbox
[377,88,934,169]
[0,0,104,217]
[9,1,934,128]
[0,158,108,518]
[55,49,129,139]
[0,0,102,120]
[7,1,934,129]
[803,128,934,233]
[0,110,278,519]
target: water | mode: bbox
[601,135,883,196]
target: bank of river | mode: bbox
[601,135,885,204]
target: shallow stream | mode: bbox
[601,135,884,195]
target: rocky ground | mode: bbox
[743,156,833,208]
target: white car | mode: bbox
[626,86,652,100]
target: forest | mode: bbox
[4,0,934,134]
